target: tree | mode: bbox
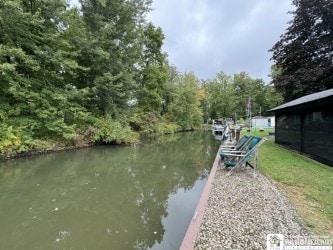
[232,72,255,119]
[163,65,179,114]
[169,73,203,130]
[270,0,333,101]
[202,71,234,121]
[136,23,168,115]
[79,0,152,117]
[233,72,282,118]
[0,0,85,140]
[201,71,282,122]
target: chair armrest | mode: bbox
[222,153,246,157]
[220,150,243,153]
[220,145,236,148]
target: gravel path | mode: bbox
[194,166,308,249]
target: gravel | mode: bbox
[194,166,308,249]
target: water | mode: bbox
[0,131,219,250]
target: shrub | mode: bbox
[92,117,139,144]
[0,124,33,154]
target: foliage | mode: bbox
[153,121,181,135]
[202,71,282,122]
[270,0,333,101]
[0,123,33,154]
[0,0,152,154]
[137,23,168,114]
[168,73,203,130]
[0,0,283,156]
[129,111,159,135]
[92,117,139,144]
[202,72,234,120]
[79,0,145,116]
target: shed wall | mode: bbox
[275,112,301,152]
[303,111,333,166]
[275,109,333,167]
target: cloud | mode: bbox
[148,0,294,82]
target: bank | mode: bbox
[181,135,333,249]
[0,123,187,162]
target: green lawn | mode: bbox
[257,138,333,236]
[241,127,275,137]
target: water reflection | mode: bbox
[0,131,219,249]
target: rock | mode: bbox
[194,167,307,250]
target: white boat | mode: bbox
[211,125,225,136]
[211,118,233,141]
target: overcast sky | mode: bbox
[147,0,294,83]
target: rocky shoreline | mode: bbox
[194,166,308,249]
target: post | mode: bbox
[254,149,258,177]
[248,97,251,134]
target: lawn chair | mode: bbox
[221,136,267,176]
[219,135,252,160]
[220,134,250,150]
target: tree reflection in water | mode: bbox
[0,131,219,249]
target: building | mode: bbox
[251,116,275,129]
[269,89,333,167]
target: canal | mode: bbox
[0,131,219,250]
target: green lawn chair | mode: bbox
[219,135,252,160]
[221,136,267,176]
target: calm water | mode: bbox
[0,131,219,250]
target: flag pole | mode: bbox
[248,96,251,134]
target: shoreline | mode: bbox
[0,130,196,163]
[0,144,93,162]
[180,149,308,249]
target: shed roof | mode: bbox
[269,88,333,112]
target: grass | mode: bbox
[241,127,275,137]
[257,138,333,236]
[239,127,333,235]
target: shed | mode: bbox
[251,116,275,128]
[269,89,333,167]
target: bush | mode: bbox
[92,117,139,144]
[0,124,33,154]
[154,122,181,134]
[129,112,159,135]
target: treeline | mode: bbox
[202,71,282,123]
[0,0,280,156]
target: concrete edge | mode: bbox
[179,150,220,250]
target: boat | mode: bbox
[211,118,233,141]
[211,124,225,136]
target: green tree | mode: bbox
[0,0,85,141]
[232,72,253,119]
[168,73,203,130]
[203,71,234,121]
[136,23,168,115]
[233,72,282,118]
[270,0,333,101]
[79,0,152,117]
[201,71,281,122]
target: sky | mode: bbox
[147,0,295,83]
